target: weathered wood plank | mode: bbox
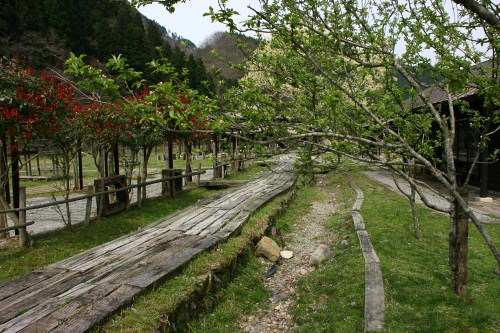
[0,294,68,333]
[185,209,231,235]
[0,162,298,333]
[50,283,141,333]
[197,208,242,237]
[11,283,104,333]
[151,204,207,229]
[56,229,183,273]
[82,231,185,285]
[0,267,66,302]
[126,235,220,289]
[0,271,85,327]
[168,207,219,232]
[214,210,251,240]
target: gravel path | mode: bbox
[364,169,500,221]
[3,169,214,237]
[239,174,338,333]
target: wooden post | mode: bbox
[78,143,83,190]
[113,144,120,176]
[84,185,94,225]
[0,189,6,239]
[137,176,142,208]
[11,137,20,235]
[167,140,174,169]
[18,187,28,247]
[197,163,201,186]
[185,141,192,183]
[479,146,489,198]
[141,170,147,203]
[169,170,175,198]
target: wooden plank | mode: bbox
[238,177,296,212]
[357,230,380,264]
[0,294,69,333]
[50,284,141,333]
[56,229,182,272]
[197,207,242,237]
[47,227,157,270]
[4,283,99,333]
[0,271,85,327]
[150,204,206,228]
[127,235,220,289]
[164,207,214,231]
[169,207,219,232]
[187,209,234,236]
[81,231,185,285]
[198,180,249,187]
[0,267,66,302]
[0,162,298,333]
[203,178,269,208]
[365,262,385,332]
[214,210,251,240]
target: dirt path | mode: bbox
[239,175,338,333]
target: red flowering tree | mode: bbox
[66,53,218,184]
[0,57,84,225]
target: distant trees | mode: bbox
[0,0,215,92]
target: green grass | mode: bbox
[356,173,500,333]
[175,167,500,333]
[291,171,365,333]
[185,255,270,333]
[0,188,218,283]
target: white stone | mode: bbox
[280,250,294,259]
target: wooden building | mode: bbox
[405,60,499,196]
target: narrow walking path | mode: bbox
[364,169,500,220]
[239,174,337,333]
[0,161,297,333]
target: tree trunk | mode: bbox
[410,185,423,239]
[449,188,469,295]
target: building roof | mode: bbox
[404,59,493,109]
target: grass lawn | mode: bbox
[184,167,500,333]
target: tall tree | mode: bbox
[198,0,499,295]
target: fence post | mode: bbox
[136,176,142,208]
[197,163,201,186]
[141,170,147,204]
[84,185,94,225]
[18,187,28,247]
[0,189,6,239]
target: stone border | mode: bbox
[348,176,385,332]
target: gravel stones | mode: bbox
[240,174,337,333]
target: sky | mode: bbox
[137,1,260,47]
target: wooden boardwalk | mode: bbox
[0,162,297,333]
